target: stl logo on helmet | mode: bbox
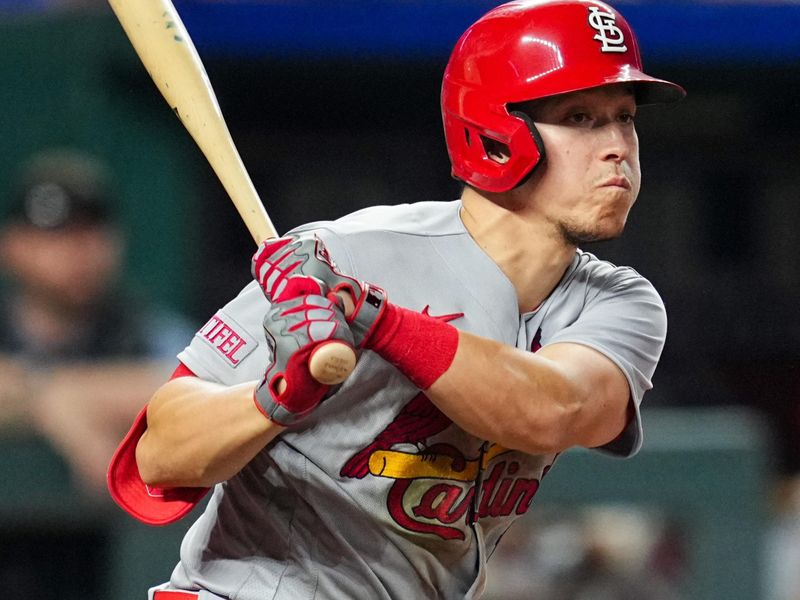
[587,6,627,53]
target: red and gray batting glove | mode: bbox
[254,293,355,426]
[253,238,458,391]
[252,235,387,348]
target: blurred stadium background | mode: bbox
[0,1,799,599]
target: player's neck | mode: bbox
[460,187,576,313]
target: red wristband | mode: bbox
[366,303,459,389]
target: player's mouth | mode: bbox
[599,175,631,190]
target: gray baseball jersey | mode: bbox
[159,200,666,600]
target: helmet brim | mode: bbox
[503,67,686,108]
[605,67,686,105]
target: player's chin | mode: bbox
[561,215,627,245]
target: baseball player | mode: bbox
[108,1,685,598]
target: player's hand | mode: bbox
[254,292,355,426]
[252,235,388,348]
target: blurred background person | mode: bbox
[0,148,195,499]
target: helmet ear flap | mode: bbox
[442,95,549,192]
[508,110,547,188]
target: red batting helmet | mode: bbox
[441,0,686,193]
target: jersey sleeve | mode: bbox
[177,281,269,385]
[545,267,667,457]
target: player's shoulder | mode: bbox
[289,200,463,239]
[565,249,662,302]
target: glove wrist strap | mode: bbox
[345,283,388,347]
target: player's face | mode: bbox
[522,84,641,245]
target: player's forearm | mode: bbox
[364,303,596,453]
[364,302,628,453]
[426,331,587,454]
[136,377,283,488]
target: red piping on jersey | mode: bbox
[171,362,197,379]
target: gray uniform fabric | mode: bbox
[159,200,666,600]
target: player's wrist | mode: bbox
[365,302,459,390]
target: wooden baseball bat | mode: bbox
[108,0,356,386]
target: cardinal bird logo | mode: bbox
[339,317,546,540]
[340,393,453,479]
[340,392,543,540]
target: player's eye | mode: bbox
[618,112,636,124]
[567,112,592,125]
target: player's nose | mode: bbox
[597,123,635,163]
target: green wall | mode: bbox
[0,11,203,313]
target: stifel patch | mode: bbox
[197,312,257,367]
